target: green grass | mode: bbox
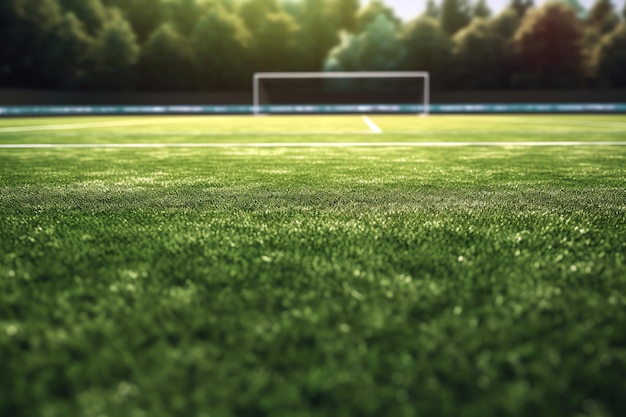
[1,114,625,143]
[1,115,626,417]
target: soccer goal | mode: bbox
[253,71,430,116]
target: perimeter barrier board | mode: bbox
[1,103,626,117]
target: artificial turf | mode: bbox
[1,115,626,417]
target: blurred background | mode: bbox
[1,0,625,105]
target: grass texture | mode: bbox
[1,115,626,417]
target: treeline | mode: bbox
[1,0,625,92]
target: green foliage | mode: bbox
[325,14,404,71]
[324,32,362,71]
[587,0,614,24]
[238,0,279,33]
[326,0,360,32]
[592,22,626,87]
[453,18,503,88]
[191,7,252,89]
[489,6,522,39]
[58,0,109,35]
[164,0,213,36]
[511,3,585,88]
[238,0,299,72]
[139,24,196,91]
[0,0,63,88]
[509,0,534,17]
[586,0,619,34]
[252,11,301,71]
[400,16,453,86]
[105,0,166,42]
[0,0,619,92]
[423,0,440,18]
[1,114,626,417]
[40,12,96,88]
[94,13,140,90]
[559,0,587,18]
[358,14,404,70]
[355,0,401,33]
[440,0,471,34]
[13,0,63,29]
[582,0,619,75]
[484,7,523,87]
[294,0,341,70]
[473,0,492,18]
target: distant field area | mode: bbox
[1,114,626,143]
[1,115,626,417]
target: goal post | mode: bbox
[253,71,430,116]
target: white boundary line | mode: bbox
[362,116,382,134]
[2,142,626,149]
[0,119,193,133]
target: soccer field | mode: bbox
[1,115,626,417]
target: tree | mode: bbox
[326,0,360,32]
[295,0,341,70]
[105,0,166,42]
[509,0,534,17]
[560,0,587,18]
[164,0,213,36]
[58,0,108,35]
[324,33,362,72]
[489,7,522,39]
[239,0,279,33]
[191,7,251,89]
[583,0,619,74]
[94,13,140,90]
[358,14,404,70]
[400,15,453,87]
[510,2,585,88]
[355,0,402,33]
[586,0,619,34]
[0,0,64,88]
[592,22,626,87]
[40,12,96,88]
[252,11,301,71]
[452,17,503,88]
[487,7,522,86]
[13,0,63,27]
[423,0,440,19]
[139,24,196,91]
[473,0,492,18]
[324,14,404,71]
[440,0,471,35]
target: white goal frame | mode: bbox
[253,71,430,116]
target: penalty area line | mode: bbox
[2,142,626,149]
[362,116,382,134]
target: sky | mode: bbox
[363,0,626,21]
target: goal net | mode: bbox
[253,71,430,116]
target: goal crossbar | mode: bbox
[253,71,430,115]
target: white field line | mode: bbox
[2,142,626,149]
[362,116,382,133]
[0,118,196,133]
